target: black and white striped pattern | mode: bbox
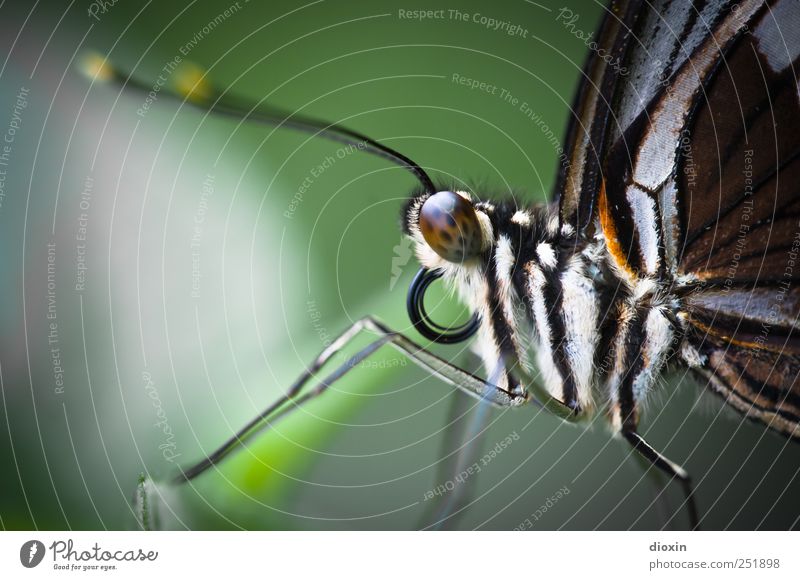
[404,192,679,432]
[403,0,800,439]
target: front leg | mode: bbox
[606,302,700,529]
[174,317,528,484]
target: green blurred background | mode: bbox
[0,0,798,530]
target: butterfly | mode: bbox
[401,0,800,528]
[84,0,800,530]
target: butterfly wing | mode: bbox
[676,0,800,436]
[558,0,800,437]
[555,0,641,231]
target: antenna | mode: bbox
[77,52,435,193]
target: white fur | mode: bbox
[605,303,634,431]
[680,339,706,368]
[511,210,531,226]
[526,262,564,399]
[536,242,557,269]
[495,236,515,308]
[494,235,535,374]
[560,258,599,412]
[633,307,674,401]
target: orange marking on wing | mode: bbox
[688,318,797,355]
[598,179,636,283]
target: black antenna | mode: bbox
[78,53,465,485]
[78,52,435,193]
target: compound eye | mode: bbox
[418,191,482,263]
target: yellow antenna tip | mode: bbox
[173,63,213,103]
[77,51,115,82]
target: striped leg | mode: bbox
[607,303,700,530]
[174,317,527,484]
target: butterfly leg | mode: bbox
[624,430,699,530]
[418,387,490,530]
[632,451,675,530]
[606,303,700,529]
[174,316,527,484]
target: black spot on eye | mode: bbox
[418,190,482,263]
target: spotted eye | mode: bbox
[418,191,482,263]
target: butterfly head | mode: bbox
[403,189,492,270]
[401,188,494,343]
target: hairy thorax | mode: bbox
[403,190,689,432]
